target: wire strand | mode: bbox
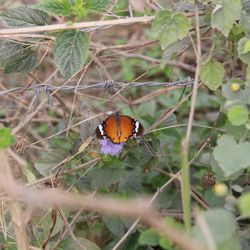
[0,77,194,96]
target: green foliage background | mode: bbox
[0,0,250,249]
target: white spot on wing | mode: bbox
[98,124,104,135]
[134,120,140,133]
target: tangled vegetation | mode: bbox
[0,0,250,249]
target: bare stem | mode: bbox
[0,16,154,36]
[181,1,202,232]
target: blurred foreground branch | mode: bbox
[0,150,204,250]
[0,150,29,250]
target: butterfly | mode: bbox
[96,112,144,144]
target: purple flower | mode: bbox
[99,139,125,156]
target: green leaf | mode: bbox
[57,237,100,250]
[211,0,242,37]
[200,59,225,91]
[242,39,250,54]
[53,30,89,79]
[88,166,126,189]
[0,128,15,149]
[119,167,143,193]
[0,39,38,73]
[85,0,111,11]
[35,143,69,176]
[159,237,174,250]
[0,7,49,27]
[0,40,23,65]
[39,0,73,16]
[227,104,248,126]
[238,37,250,64]
[152,10,191,49]
[4,49,38,74]
[39,210,69,238]
[139,229,160,246]
[103,216,127,237]
[71,0,86,18]
[240,1,250,36]
[213,134,250,177]
[238,192,250,217]
[193,209,237,246]
[162,37,191,63]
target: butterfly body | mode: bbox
[96,113,144,144]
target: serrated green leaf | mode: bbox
[152,10,191,49]
[152,10,172,36]
[200,59,225,91]
[193,209,238,248]
[39,0,73,16]
[227,104,248,126]
[211,0,242,37]
[71,0,86,18]
[139,229,160,246]
[238,37,250,64]
[0,39,38,73]
[213,135,250,177]
[161,37,191,63]
[86,0,111,11]
[238,192,250,217]
[53,30,89,79]
[4,49,38,74]
[0,7,49,27]
[0,40,23,65]
[0,128,15,149]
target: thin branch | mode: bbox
[0,16,154,36]
[0,11,203,36]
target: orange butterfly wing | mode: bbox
[96,114,144,144]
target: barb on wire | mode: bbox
[28,84,53,112]
[0,77,194,97]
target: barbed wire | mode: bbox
[0,77,194,97]
[1,77,194,111]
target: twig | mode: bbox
[56,206,86,250]
[41,209,57,250]
[0,11,202,36]
[0,16,154,36]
